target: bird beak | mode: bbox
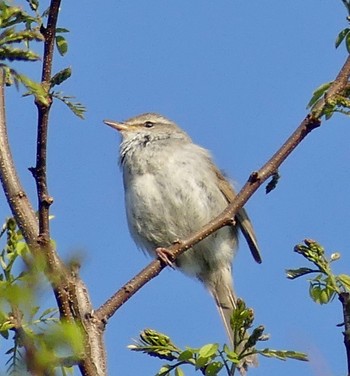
[103,119,129,132]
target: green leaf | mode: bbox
[156,365,171,376]
[205,361,224,376]
[55,35,68,56]
[335,28,350,48]
[19,74,50,106]
[285,267,316,279]
[56,27,69,33]
[346,32,350,54]
[50,67,72,88]
[52,92,86,119]
[307,82,332,109]
[196,355,210,369]
[338,274,350,292]
[0,28,44,45]
[175,367,185,376]
[26,0,39,11]
[198,344,218,358]
[178,349,194,361]
[309,284,335,304]
[259,348,308,361]
[0,46,40,61]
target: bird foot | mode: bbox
[155,247,175,268]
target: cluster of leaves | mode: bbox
[307,13,350,120]
[128,300,307,376]
[0,218,84,375]
[286,239,350,304]
[0,0,85,118]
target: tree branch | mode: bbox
[32,0,60,247]
[95,56,350,322]
[0,2,107,374]
[339,292,350,376]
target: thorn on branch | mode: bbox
[28,166,37,178]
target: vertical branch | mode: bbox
[0,3,107,375]
[32,0,61,242]
[339,292,350,376]
[0,72,39,243]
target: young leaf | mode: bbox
[198,343,218,358]
[156,365,172,376]
[56,27,69,33]
[346,32,350,54]
[18,74,50,106]
[338,274,350,291]
[26,0,39,11]
[335,28,350,49]
[50,67,72,88]
[0,46,40,61]
[259,349,308,361]
[174,367,185,376]
[285,267,316,279]
[55,35,68,56]
[309,284,335,304]
[52,92,86,119]
[307,82,332,109]
[205,361,224,376]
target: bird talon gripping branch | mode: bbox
[155,247,175,268]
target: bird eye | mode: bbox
[144,121,154,128]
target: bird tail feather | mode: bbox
[205,268,258,373]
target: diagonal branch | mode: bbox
[95,56,350,322]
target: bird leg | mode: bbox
[155,247,175,268]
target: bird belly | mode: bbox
[124,168,237,278]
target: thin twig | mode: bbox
[95,55,350,322]
[32,0,60,247]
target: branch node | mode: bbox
[248,171,260,183]
[306,114,321,131]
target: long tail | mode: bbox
[205,268,257,372]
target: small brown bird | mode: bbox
[105,113,261,369]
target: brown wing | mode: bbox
[212,163,262,264]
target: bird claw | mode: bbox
[156,247,175,269]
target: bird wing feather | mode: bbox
[212,163,262,264]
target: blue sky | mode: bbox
[1,1,350,375]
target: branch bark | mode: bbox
[339,292,350,376]
[0,1,107,374]
[95,56,350,322]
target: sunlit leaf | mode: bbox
[198,343,218,358]
[285,267,316,279]
[307,82,333,109]
[175,366,185,376]
[338,274,350,292]
[50,67,71,87]
[55,35,68,56]
[259,348,308,361]
[335,28,350,48]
